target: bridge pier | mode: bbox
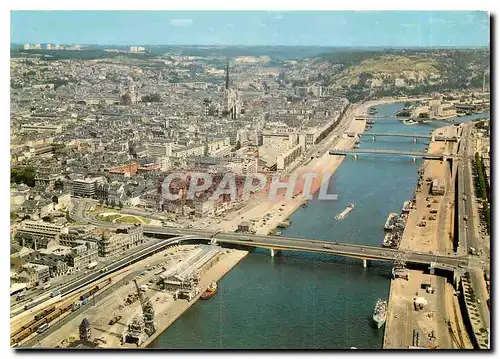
[270,248,281,257]
[453,271,461,290]
[362,259,368,268]
[429,262,436,275]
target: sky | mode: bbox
[11,11,490,47]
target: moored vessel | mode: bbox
[384,213,399,231]
[200,282,217,300]
[373,299,387,329]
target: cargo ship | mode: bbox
[373,299,388,329]
[335,203,355,221]
[200,282,217,300]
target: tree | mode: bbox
[11,166,36,187]
[118,201,123,209]
[141,93,162,103]
[483,200,490,235]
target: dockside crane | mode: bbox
[133,279,156,336]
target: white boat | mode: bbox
[335,203,355,220]
[373,299,387,329]
[403,119,418,125]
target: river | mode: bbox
[150,103,487,349]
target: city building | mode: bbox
[19,263,51,285]
[72,177,106,198]
[16,220,68,250]
[97,224,145,257]
[147,143,173,157]
[68,241,99,271]
[277,144,302,171]
[194,199,216,218]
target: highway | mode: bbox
[456,123,490,348]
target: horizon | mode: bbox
[11,11,490,48]
[10,43,490,49]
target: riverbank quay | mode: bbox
[29,245,247,348]
[383,124,472,349]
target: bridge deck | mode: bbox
[359,132,457,141]
[329,149,445,159]
[360,132,432,138]
[143,226,467,270]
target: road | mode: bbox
[456,123,490,348]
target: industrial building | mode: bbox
[431,179,445,196]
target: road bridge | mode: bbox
[355,115,397,119]
[142,226,467,271]
[329,149,446,160]
[360,132,432,139]
[70,200,464,271]
[359,132,457,142]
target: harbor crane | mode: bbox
[133,279,156,336]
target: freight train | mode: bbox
[79,278,112,301]
[11,278,112,347]
[10,304,72,346]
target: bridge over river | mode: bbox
[142,226,468,272]
[358,132,458,142]
[329,149,448,160]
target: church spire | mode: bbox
[225,60,229,90]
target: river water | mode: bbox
[150,104,487,349]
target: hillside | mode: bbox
[316,48,490,101]
[331,54,441,88]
